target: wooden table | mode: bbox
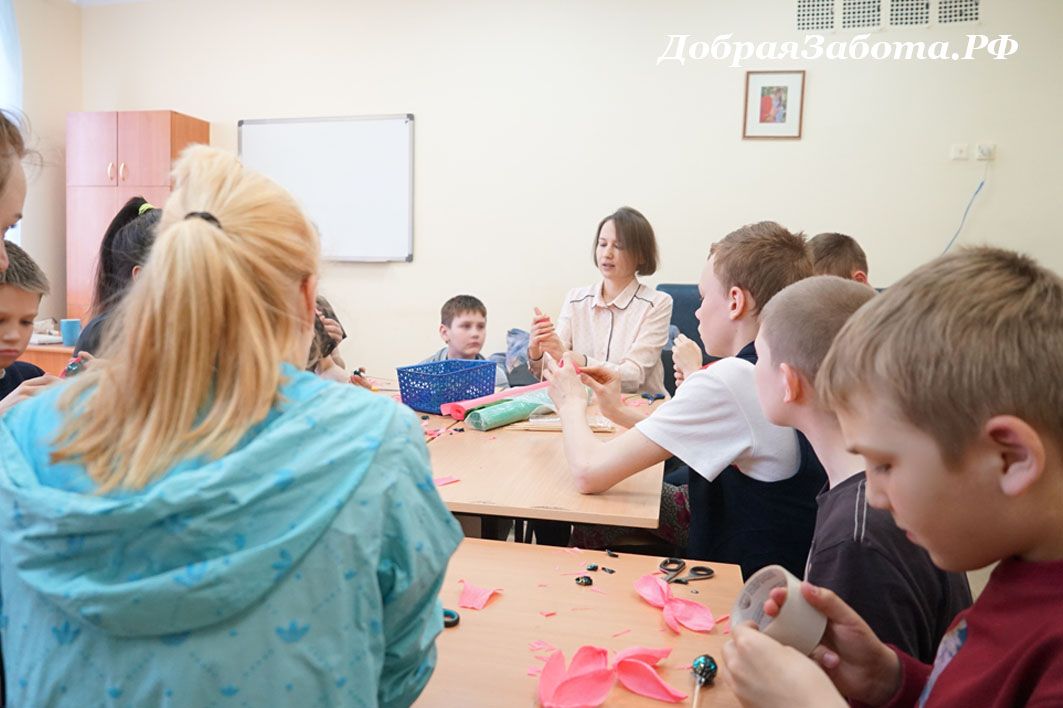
[417,538,740,707]
[429,413,665,527]
[20,344,75,376]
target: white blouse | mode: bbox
[539,279,673,395]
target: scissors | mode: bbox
[659,557,714,584]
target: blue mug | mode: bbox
[60,318,82,347]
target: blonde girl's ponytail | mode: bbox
[54,145,320,492]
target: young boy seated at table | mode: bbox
[723,247,1063,707]
[547,222,824,578]
[421,294,507,388]
[808,232,872,286]
[0,241,57,416]
[753,275,970,663]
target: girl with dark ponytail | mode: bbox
[75,196,161,355]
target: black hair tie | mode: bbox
[184,211,223,230]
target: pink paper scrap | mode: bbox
[458,579,502,610]
[611,628,631,638]
[540,611,557,618]
[528,666,542,677]
[434,476,460,487]
[529,640,557,652]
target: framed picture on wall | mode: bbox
[743,70,805,139]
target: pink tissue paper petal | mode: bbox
[634,574,672,609]
[665,598,715,632]
[616,659,688,703]
[538,651,567,707]
[567,645,609,677]
[548,668,616,708]
[434,476,460,486]
[614,646,672,667]
[661,601,682,634]
[529,640,556,652]
[528,666,543,677]
[458,579,501,610]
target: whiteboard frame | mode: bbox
[237,113,415,263]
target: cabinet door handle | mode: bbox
[119,162,127,181]
[107,162,115,181]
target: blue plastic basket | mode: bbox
[396,359,497,414]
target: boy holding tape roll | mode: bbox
[752,275,971,664]
[723,247,1063,707]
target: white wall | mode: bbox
[19,0,1063,374]
[13,0,80,320]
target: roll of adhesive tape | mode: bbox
[730,565,827,655]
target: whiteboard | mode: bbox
[238,114,413,262]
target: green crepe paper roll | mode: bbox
[464,388,587,431]
[466,398,550,431]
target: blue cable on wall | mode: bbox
[942,163,989,255]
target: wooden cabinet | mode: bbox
[20,345,75,376]
[65,110,209,319]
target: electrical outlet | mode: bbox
[950,144,969,161]
[976,144,996,161]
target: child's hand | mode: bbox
[529,307,564,362]
[77,351,98,370]
[579,365,623,417]
[672,334,703,382]
[544,353,587,411]
[761,583,903,706]
[0,374,61,416]
[0,240,8,271]
[723,623,848,708]
[317,311,344,344]
[350,368,373,390]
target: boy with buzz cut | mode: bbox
[0,240,56,416]
[808,232,872,286]
[421,294,508,388]
[547,221,825,578]
[752,275,971,664]
[723,246,1063,707]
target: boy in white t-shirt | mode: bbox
[547,221,824,578]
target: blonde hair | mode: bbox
[709,221,813,315]
[760,275,875,385]
[818,246,1063,463]
[53,145,319,492]
[0,109,29,194]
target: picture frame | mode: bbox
[743,70,806,139]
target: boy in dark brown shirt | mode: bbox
[751,275,970,662]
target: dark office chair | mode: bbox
[657,283,712,397]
